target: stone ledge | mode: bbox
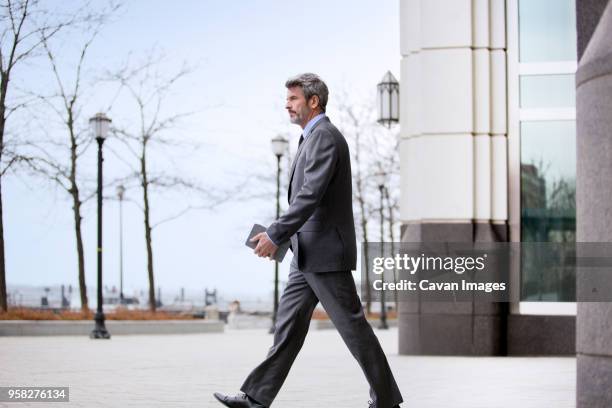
[0,320,224,336]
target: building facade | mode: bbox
[397,0,584,356]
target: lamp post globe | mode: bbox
[374,171,387,188]
[376,71,400,128]
[271,135,289,157]
[90,112,112,140]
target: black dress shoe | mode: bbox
[213,392,266,408]
[369,405,401,408]
[368,401,401,408]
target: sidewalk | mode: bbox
[0,327,575,407]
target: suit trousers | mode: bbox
[240,263,403,408]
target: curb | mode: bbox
[0,320,225,336]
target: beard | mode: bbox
[289,107,310,126]
[288,110,302,125]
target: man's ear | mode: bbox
[309,95,320,110]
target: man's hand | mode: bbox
[250,232,278,260]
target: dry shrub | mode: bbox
[0,307,194,321]
[311,308,329,320]
[0,308,92,320]
[106,308,194,320]
[366,310,398,319]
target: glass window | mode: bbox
[519,0,577,62]
[520,74,576,108]
[520,121,576,301]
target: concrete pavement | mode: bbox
[0,327,575,407]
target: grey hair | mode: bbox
[285,73,329,112]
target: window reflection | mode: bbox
[519,0,576,62]
[520,75,576,108]
[520,121,576,301]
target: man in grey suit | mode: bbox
[214,73,403,408]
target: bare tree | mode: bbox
[106,53,231,311]
[0,0,88,311]
[372,130,401,307]
[228,132,294,225]
[17,5,119,311]
[334,93,402,315]
[335,96,380,315]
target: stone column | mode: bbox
[397,0,508,355]
[576,1,612,406]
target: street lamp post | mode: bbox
[376,70,399,327]
[90,112,112,340]
[269,135,289,333]
[374,171,388,330]
[117,184,125,304]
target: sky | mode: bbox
[4,0,400,306]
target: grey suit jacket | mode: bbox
[266,117,357,273]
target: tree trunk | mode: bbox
[0,76,8,312]
[360,213,371,315]
[72,192,87,311]
[384,187,399,308]
[355,177,371,314]
[141,149,156,312]
[352,128,371,314]
[0,176,6,312]
[68,113,88,311]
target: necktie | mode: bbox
[298,134,304,147]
